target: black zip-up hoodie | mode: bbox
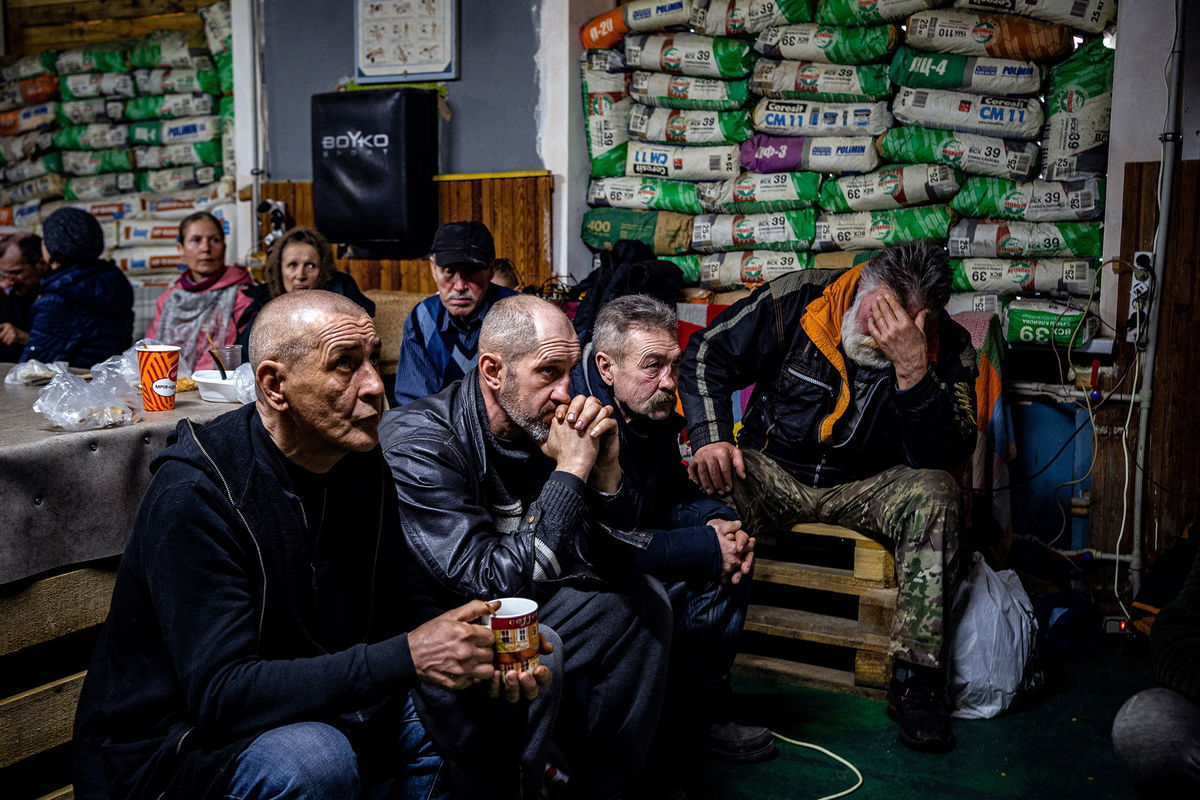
[72,403,439,799]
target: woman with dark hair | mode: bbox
[235,227,374,350]
[144,211,253,374]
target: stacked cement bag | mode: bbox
[887,4,1113,340]
[0,51,62,226]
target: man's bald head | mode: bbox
[479,294,574,364]
[249,289,369,369]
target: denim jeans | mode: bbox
[1113,687,1200,799]
[224,695,443,800]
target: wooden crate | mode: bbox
[0,568,117,800]
[736,523,897,699]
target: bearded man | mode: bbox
[380,294,672,799]
[679,241,978,753]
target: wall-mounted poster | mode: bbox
[356,0,458,83]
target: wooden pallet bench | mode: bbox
[736,523,898,699]
[1,567,117,800]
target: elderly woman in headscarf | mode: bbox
[234,226,374,350]
[144,211,253,375]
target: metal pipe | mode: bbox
[1131,0,1185,596]
[249,0,265,252]
[1007,381,1138,404]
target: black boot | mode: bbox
[887,662,955,753]
[694,719,776,762]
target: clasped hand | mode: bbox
[540,394,621,492]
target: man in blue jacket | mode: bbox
[73,291,555,800]
[393,220,517,405]
[570,294,770,765]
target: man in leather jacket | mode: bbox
[680,241,978,753]
[381,294,672,799]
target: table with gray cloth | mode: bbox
[1,363,231,586]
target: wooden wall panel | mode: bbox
[260,173,554,296]
[1090,161,1200,565]
[5,0,208,55]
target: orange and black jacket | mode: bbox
[680,267,978,488]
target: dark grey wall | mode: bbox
[263,0,542,180]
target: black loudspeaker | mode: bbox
[311,88,438,258]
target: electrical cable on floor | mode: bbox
[769,731,863,799]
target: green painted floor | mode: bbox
[692,642,1153,800]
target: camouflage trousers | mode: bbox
[731,449,962,669]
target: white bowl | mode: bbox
[192,370,241,403]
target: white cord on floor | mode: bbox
[770,731,864,799]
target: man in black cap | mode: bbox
[22,208,133,368]
[0,232,48,362]
[393,220,518,405]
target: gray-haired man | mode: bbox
[680,241,978,752]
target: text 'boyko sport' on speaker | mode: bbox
[312,88,438,258]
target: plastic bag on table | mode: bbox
[5,359,70,385]
[233,361,255,404]
[33,370,142,430]
[947,552,1041,719]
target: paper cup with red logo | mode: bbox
[482,597,540,675]
[136,344,181,411]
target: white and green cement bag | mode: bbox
[946,292,1003,315]
[122,93,216,122]
[581,50,633,179]
[134,141,224,170]
[948,219,1103,258]
[892,87,1043,140]
[129,30,206,69]
[53,123,128,151]
[951,177,1104,222]
[691,209,817,252]
[134,67,221,96]
[56,43,129,75]
[4,152,61,184]
[952,0,1117,34]
[691,0,825,37]
[751,97,892,136]
[1043,39,1113,181]
[136,165,223,194]
[877,126,1039,182]
[751,58,891,101]
[582,207,694,255]
[741,133,879,174]
[587,176,704,215]
[659,254,702,283]
[697,170,823,212]
[629,71,752,110]
[57,99,110,125]
[626,142,741,180]
[59,73,136,101]
[951,258,1097,295]
[812,205,954,251]
[64,173,136,202]
[129,116,222,145]
[625,33,757,79]
[61,149,133,176]
[1003,297,1097,346]
[889,45,1044,96]
[755,23,898,64]
[629,105,753,145]
[700,249,814,289]
[624,0,696,31]
[0,175,65,205]
[2,51,59,83]
[819,163,963,212]
[817,0,940,24]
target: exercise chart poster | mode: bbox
[356,0,458,82]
